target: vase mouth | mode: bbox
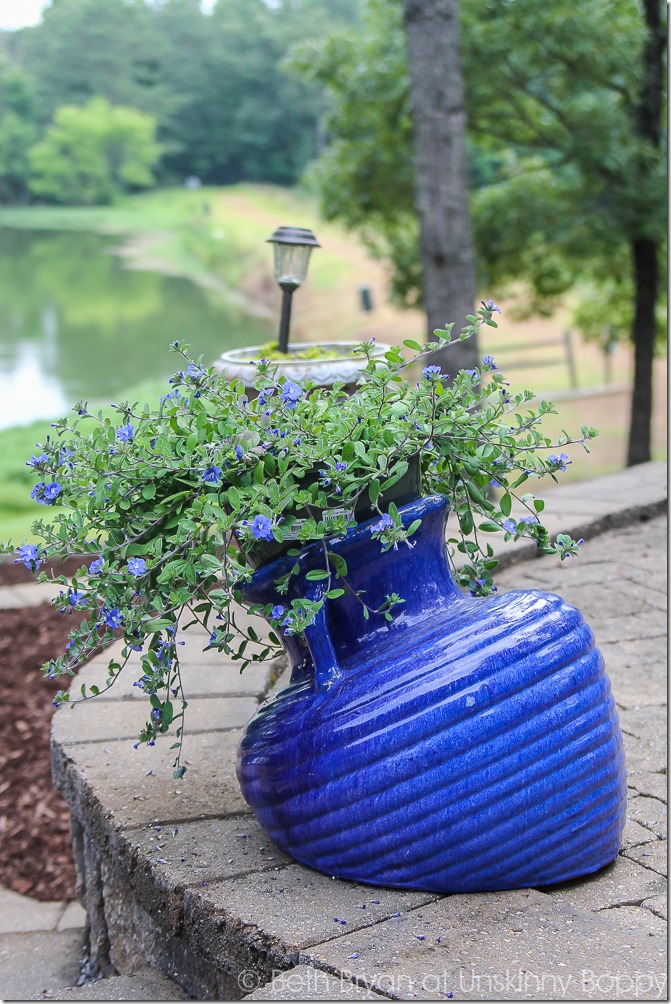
[245,493,449,587]
[241,453,424,570]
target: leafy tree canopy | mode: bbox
[28,97,160,205]
[291,0,666,342]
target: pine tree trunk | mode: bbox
[627,238,657,465]
[402,0,477,373]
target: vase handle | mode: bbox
[303,583,342,692]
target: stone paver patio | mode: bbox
[1,462,666,1000]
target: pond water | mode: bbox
[0,228,273,429]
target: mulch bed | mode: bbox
[0,558,95,902]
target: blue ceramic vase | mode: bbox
[236,495,626,893]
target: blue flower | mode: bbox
[281,380,303,408]
[116,424,134,442]
[127,558,147,577]
[26,453,49,468]
[549,452,571,471]
[502,518,517,533]
[102,607,124,629]
[422,365,442,378]
[15,543,41,570]
[335,462,347,472]
[248,514,274,541]
[483,298,502,314]
[271,605,285,619]
[235,444,244,460]
[187,364,204,378]
[59,448,75,465]
[518,515,538,525]
[43,481,62,501]
[464,368,479,380]
[89,558,104,575]
[202,465,223,484]
[482,355,497,369]
[370,513,394,534]
[68,590,85,607]
[31,481,63,505]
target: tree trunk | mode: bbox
[402,0,477,373]
[627,238,657,465]
[626,0,665,466]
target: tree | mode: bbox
[0,56,38,202]
[8,0,172,126]
[402,0,476,371]
[293,0,667,464]
[291,0,478,370]
[461,0,666,466]
[28,97,160,205]
[154,0,360,185]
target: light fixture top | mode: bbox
[266,226,321,248]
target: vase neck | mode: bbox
[242,495,460,691]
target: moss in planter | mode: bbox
[236,342,351,361]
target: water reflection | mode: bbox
[0,228,272,428]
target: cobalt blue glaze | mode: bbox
[236,495,626,892]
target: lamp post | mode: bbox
[266,226,320,353]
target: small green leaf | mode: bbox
[466,480,486,504]
[459,509,474,535]
[500,493,512,517]
[329,553,348,577]
[145,618,174,632]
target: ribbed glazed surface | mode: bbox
[236,497,626,893]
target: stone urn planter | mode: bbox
[214,340,393,394]
[236,494,627,893]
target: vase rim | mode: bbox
[247,493,449,587]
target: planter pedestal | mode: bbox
[237,495,627,893]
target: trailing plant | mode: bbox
[6,301,596,776]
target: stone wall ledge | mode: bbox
[51,462,668,1001]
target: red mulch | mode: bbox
[0,559,93,901]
